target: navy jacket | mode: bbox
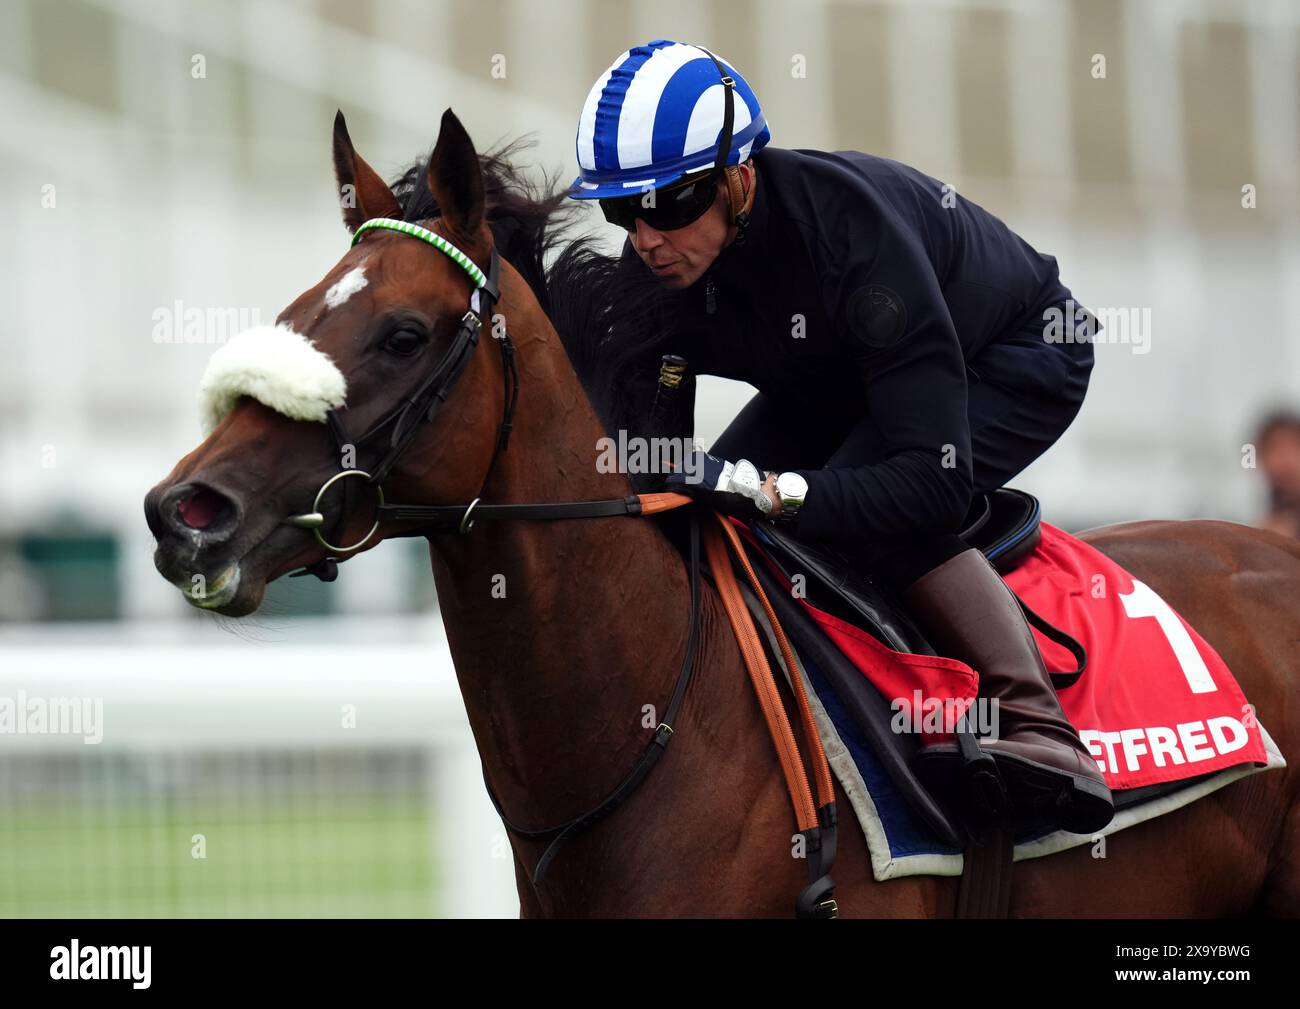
[622,146,1095,543]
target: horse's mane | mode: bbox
[388,138,693,441]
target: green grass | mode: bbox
[0,794,438,918]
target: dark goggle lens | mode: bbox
[599,177,716,232]
[598,195,639,230]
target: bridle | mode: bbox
[282,216,678,571]
[276,214,706,890]
[282,216,516,558]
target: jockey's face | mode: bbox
[628,164,753,290]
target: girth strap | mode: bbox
[956,819,1015,918]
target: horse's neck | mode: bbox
[428,314,692,827]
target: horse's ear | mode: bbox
[426,108,485,240]
[332,110,401,232]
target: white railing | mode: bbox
[0,615,521,918]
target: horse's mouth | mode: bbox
[155,548,257,616]
[153,518,313,617]
[174,561,242,611]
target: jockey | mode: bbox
[568,40,1113,834]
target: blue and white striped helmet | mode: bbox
[570,39,770,200]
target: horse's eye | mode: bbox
[383,326,425,356]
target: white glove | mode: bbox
[712,458,774,516]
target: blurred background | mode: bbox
[1,0,1297,916]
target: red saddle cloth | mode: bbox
[753,520,1268,793]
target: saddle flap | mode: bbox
[753,522,923,653]
[744,545,966,850]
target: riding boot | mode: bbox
[902,547,1115,834]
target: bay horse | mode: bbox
[144,109,1300,917]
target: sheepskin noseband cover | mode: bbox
[198,323,347,435]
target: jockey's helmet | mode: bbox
[569,39,770,203]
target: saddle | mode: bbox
[733,490,1035,847]
[743,488,1205,855]
[639,369,1247,915]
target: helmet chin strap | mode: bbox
[691,43,750,242]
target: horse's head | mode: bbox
[145,109,513,615]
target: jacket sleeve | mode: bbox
[789,208,973,548]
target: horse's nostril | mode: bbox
[158,483,239,541]
[177,488,229,530]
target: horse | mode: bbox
[144,109,1300,917]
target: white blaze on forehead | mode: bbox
[324,265,368,308]
[198,323,347,435]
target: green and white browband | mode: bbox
[351,217,487,289]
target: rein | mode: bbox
[277,217,837,916]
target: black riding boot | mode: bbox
[903,547,1115,834]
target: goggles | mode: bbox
[598,173,720,232]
